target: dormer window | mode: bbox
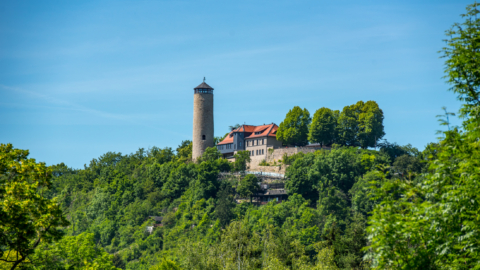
[254,129,267,135]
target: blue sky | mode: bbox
[0,0,471,168]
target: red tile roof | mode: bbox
[218,132,234,145]
[217,123,278,145]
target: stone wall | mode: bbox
[247,146,330,171]
[266,146,331,163]
[248,164,286,174]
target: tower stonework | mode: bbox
[192,81,214,160]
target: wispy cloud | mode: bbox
[0,84,187,136]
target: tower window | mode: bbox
[202,135,206,140]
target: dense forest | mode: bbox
[2,3,480,270]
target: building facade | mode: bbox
[192,81,214,160]
[216,124,283,160]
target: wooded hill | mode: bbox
[2,3,480,269]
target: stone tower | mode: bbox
[192,80,214,160]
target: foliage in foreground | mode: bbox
[365,3,480,269]
[0,144,69,269]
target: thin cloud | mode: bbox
[0,84,184,135]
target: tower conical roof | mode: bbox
[194,82,214,90]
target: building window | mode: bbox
[234,144,236,149]
[240,142,242,147]
[262,139,264,145]
[262,149,264,155]
[202,135,206,140]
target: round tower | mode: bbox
[192,80,214,160]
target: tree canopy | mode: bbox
[308,107,337,146]
[276,106,311,146]
[365,4,480,269]
[0,144,69,269]
[237,174,259,202]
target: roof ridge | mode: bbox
[266,124,274,136]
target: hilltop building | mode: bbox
[192,80,214,160]
[216,124,283,160]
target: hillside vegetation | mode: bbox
[2,3,480,270]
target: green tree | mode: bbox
[366,4,480,269]
[378,140,411,163]
[194,161,220,200]
[237,174,259,203]
[150,147,175,164]
[150,259,181,270]
[0,144,69,270]
[197,146,221,163]
[30,232,118,270]
[214,182,236,228]
[285,154,317,202]
[277,106,311,146]
[336,103,361,146]
[357,101,385,148]
[350,170,382,216]
[392,154,422,177]
[176,140,192,160]
[161,163,196,200]
[228,123,241,131]
[317,186,349,227]
[443,3,480,122]
[233,150,250,172]
[336,101,385,148]
[309,107,337,146]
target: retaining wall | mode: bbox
[266,146,331,163]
